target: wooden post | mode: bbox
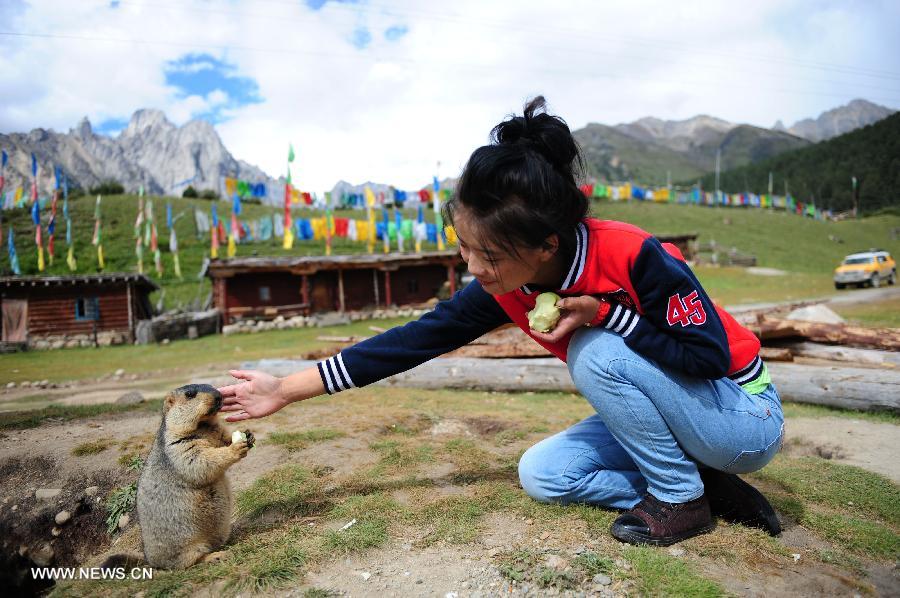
[337,269,346,313]
[448,264,456,295]
[301,274,310,307]
[372,269,380,307]
[384,270,392,306]
[126,282,134,343]
[221,278,230,325]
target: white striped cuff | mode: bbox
[317,353,356,395]
[604,305,641,338]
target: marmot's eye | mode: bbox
[184,389,197,399]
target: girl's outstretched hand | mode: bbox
[218,370,290,422]
[530,295,603,344]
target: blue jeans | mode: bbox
[518,329,784,509]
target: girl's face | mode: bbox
[452,207,560,295]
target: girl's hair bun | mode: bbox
[491,96,582,181]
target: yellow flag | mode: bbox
[283,226,294,249]
[37,246,45,272]
[173,254,182,279]
[67,245,77,271]
[365,186,376,207]
[444,225,457,246]
[227,235,237,258]
[97,244,105,270]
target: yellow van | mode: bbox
[833,250,896,289]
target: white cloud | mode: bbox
[1,0,899,190]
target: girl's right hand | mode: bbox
[218,370,290,422]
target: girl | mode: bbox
[218,97,784,546]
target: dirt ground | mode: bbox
[0,374,898,597]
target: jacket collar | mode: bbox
[519,221,588,295]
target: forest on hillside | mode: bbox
[695,113,900,213]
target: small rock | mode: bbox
[539,531,551,541]
[525,518,534,525]
[161,339,170,345]
[35,488,62,500]
[39,379,49,388]
[792,553,801,562]
[116,391,145,405]
[11,505,18,512]
[55,510,71,525]
[5,382,15,389]
[51,527,61,537]
[544,554,568,571]
[593,573,612,586]
[114,368,125,377]
[33,543,54,567]
[118,514,130,530]
[360,571,371,581]
[20,381,31,388]
[84,486,99,497]
[667,546,686,557]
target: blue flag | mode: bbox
[54,166,61,190]
[31,197,40,225]
[31,153,37,177]
[232,193,241,216]
[1,149,7,169]
[433,176,440,192]
[8,227,20,275]
[211,203,218,227]
[166,202,173,229]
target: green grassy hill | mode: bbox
[2,195,898,309]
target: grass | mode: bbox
[624,546,725,597]
[781,400,900,425]
[72,439,113,456]
[0,399,161,430]
[105,483,137,535]
[36,384,900,596]
[831,295,900,328]
[0,316,414,384]
[751,455,900,559]
[268,428,344,452]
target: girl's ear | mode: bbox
[539,234,559,260]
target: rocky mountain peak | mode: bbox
[122,108,174,138]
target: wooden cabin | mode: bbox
[207,251,462,324]
[0,274,157,350]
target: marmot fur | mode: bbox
[136,383,253,569]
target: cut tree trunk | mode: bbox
[753,317,900,351]
[244,356,900,413]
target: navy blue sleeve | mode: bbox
[598,237,731,379]
[316,280,512,394]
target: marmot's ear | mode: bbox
[164,393,176,409]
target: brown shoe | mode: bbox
[611,493,715,546]
[700,469,781,536]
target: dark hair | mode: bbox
[443,96,587,265]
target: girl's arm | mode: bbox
[219,280,511,420]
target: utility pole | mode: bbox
[852,176,859,218]
[714,148,721,205]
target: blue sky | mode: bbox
[1,0,898,189]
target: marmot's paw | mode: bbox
[243,430,255,449]
[230,439,250,459]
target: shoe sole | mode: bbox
[717,475,782,536]
[610,521,716,547]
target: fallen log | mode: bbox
[754,317,900,351]
[785,342,900,368]
[758,347,794,362]
[245,357,900,413]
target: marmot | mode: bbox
[136,383,254,569]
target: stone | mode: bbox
[667,546,686,557]
[5,382,14,389]
[51,527,61,537]
[118,514,130,529]
[222,324,241,336]
[84,486,99,497]
[55,510,71,525]
[20,381,31,388]
[161,338,170,345]
[785,304,845,325]
[50,340,65,350]
[544,554,568,571]
[114,368,125,377]
[33,543,54,567]
[187,325,198,340]
[592,574,612,586]
[116,391,145,405]
[35,488,62,500]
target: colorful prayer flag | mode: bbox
[7,226,20,275]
